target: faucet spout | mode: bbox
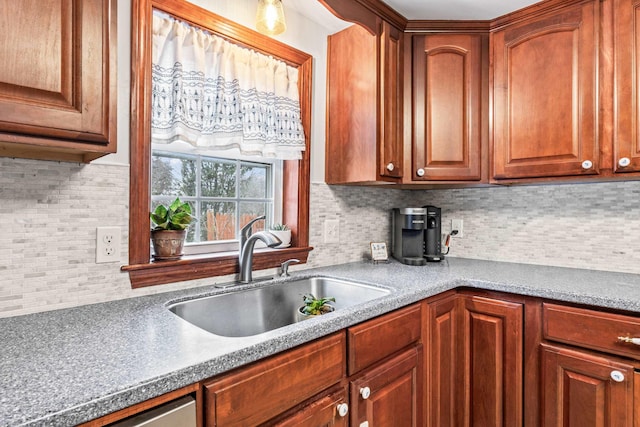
[239,231,281,283]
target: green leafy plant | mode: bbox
[270,223,289,231]
[150,197,195,231]
[300,293,336,316]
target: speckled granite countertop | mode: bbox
[3,257,640,426]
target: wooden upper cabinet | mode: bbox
[613,0,640,173]
[411,34,486,181]
[326,19,403,184]
[491,0,599,180]
[0,0,116,163]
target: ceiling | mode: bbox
[286,0,543,30]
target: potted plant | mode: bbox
[150,197,195,260]
[296,293,336,321]
[269,223,291,248]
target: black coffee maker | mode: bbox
[391,206,444,265]
[423,205,443,262]
[391,208,427,265]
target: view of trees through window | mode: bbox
[151,151,274,246]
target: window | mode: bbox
[125,0,312,288]
[151,149,282,253]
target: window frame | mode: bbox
[124,0,312,288]
[151,149,282,254]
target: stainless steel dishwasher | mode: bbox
[109,396,196,427]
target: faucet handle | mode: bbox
[280,259,300,277]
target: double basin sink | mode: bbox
[168,277,390,337]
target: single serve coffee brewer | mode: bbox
[391,206,443,265]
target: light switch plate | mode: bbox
[323,219,340,243]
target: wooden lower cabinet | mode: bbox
[264,385,349,427]
[541,344,636,427]
[350,346,423,427]
[203,332,346,426]
[426,293,524,427]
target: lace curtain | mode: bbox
[151,11,306,160]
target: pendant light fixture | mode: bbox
[256,0,287,36]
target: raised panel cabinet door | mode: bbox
[426,294,461,427]
[460,295,523,427]
[350,346,423,427]
[264,385,349,427]
[613,0,640,173]
[541,344,635,427]
[0,0,116,159]
[491,0,599,180]
[378,20,403,179]
[412,34,484,181]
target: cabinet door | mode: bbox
[379,20,403,179]
[203,332,345,426]
[491,0,599,180]
[412,34,484,181]
[613,0,640,173]
[541,344,635,426]
[350,346,423,427]
[426,294,460,427]
[264,385,349,427]
[460,295,523,427]
[0,0,116,162]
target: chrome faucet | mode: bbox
[239,216,281,283]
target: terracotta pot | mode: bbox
[151,229,187,261]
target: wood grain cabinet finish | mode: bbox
[263,385,349,427]
[347,302,421,375]
[0,0,116,163]
[613,0,640,173]
[411,34,486,181]
[350,346,423,427]
[426,294,524,427]
[491,0,600,180]
[326,20,403,184]
[541,344,636,427]
[203,332,346,427]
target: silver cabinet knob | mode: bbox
[618,157,631,167]
[386,162,395,172]
[336,403,349,417]
[581,160,593,170]
[611,370,625,382]
[416,168,425,177]
[360,386,371,399]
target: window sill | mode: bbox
[122,246,313,288]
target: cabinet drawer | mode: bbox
[204,332,346,426]
[543,303,640,360]
[348,303,421,375]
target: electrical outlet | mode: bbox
[96,227,121,263]
[451,219,464,238]
[324,219,340,243]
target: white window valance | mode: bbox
[151,11,306,160]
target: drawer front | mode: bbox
[543,303,640,360]
[348,303,422,375]
[204,332,346,426]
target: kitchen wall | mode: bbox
[2,1,640,317]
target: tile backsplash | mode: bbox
[2,157,639,317]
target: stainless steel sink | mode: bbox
[168,277,390,337]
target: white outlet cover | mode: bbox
[324,219,340,244]
[96,227,121,263]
